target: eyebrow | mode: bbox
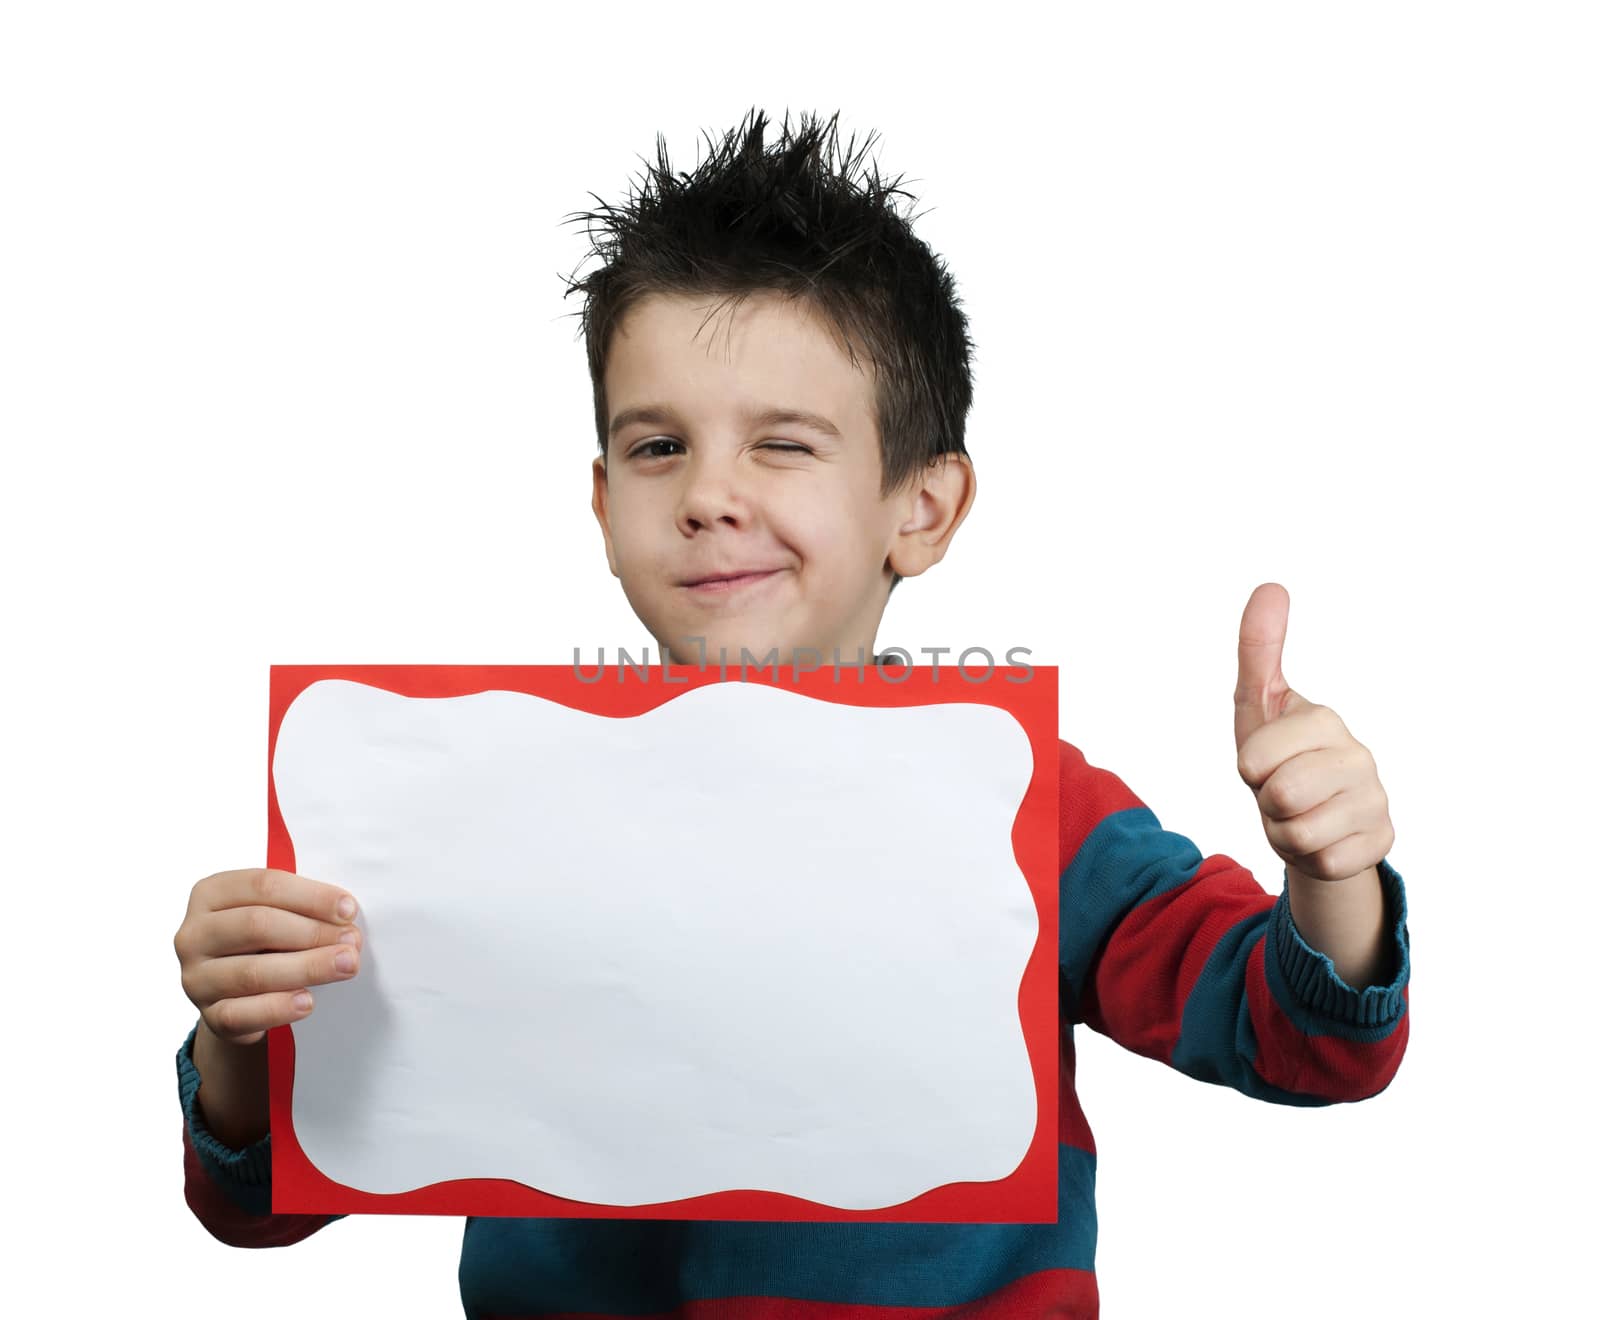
[608,403,842,440]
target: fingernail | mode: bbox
[335,949,357,973]
[337,897,357,919]
[338,929,360,945]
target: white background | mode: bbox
[4,2,1595,1315]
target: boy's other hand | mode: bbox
[175,868,363,1047]
[1233,583,1396,884]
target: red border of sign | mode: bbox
[268,661,1057,1222]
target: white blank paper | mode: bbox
[272,677,1040,1210]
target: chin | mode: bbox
[646,610,767,664]
[661,631,791,669]
[702,637,783,668]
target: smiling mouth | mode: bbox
[681,569,784,594]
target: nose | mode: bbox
[674,449,750,535]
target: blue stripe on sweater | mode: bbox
[1170,864,1409,1103]
[1168,904,1330,1105]
[460,1143,1097,1314]
[1059,804,1202,1021]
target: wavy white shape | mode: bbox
[273,678,1040,1209]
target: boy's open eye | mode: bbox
[630,438,683,459]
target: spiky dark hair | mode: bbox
[558,107,976,595]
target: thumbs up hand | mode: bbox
[1234,583,1395,887]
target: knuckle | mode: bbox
[239,957,266,997]
[245,905,274,947]
[249,868,276,905]
[213,1000,240,1037]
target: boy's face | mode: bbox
[592,291,973,668]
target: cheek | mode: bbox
[604,490,657,559]
[795,525,874,592]
[808,498,885,563]
[780,489,860,549]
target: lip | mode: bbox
[680,568,785,595]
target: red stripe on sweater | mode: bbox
[1058,1027,1095,1154]
[181,1123,334,1248]
[1080,859,1270,1064]
[1247,942,1411,1100]
[1057,741,1139,869]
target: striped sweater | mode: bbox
[177,737,1411,1317]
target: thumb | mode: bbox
[1234,582,1295,751]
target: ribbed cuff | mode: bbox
[1271,856,1410,1029]
[176,1024,273,1202]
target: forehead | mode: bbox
[605,291,873,423]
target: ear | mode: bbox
[886,453,977,581]
[591,454,620,578]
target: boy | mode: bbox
[173,107,1410,1317]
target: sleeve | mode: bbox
[177,1023,346,1246]
[1056,738,1410,1105]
